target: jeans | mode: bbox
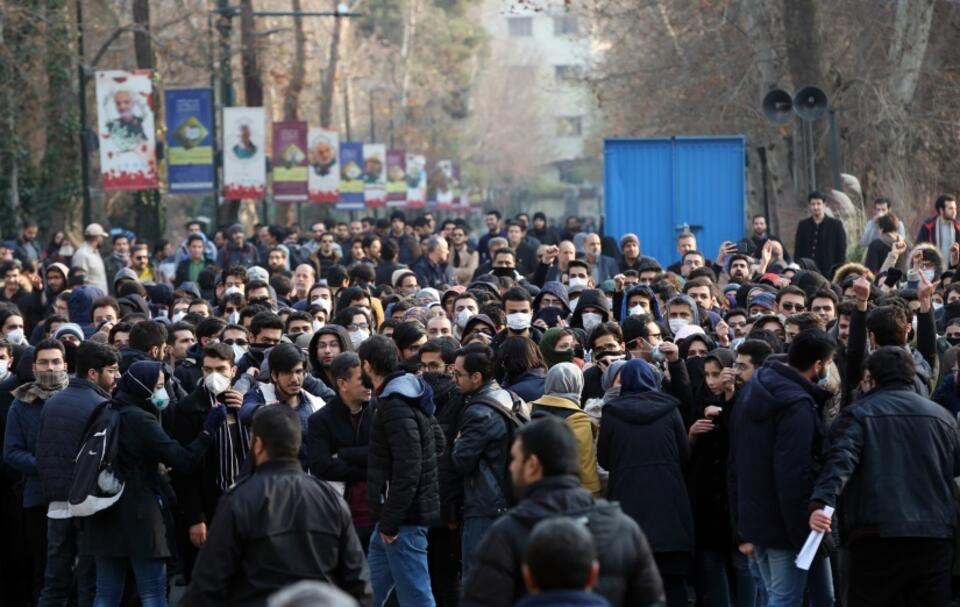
[368,524,435,607]
[38,518,95,607]
[93,557,167,607]
[695,549,731,607]
[460,516,495,578]
[731,551,763,607]
[754,546,833,607]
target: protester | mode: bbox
[794,192,848,276]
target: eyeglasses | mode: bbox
[133,255,148,261]
[347,323,370,332]
[780,302,806,312]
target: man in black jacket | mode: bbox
[793,192,847,276]
[306,352,374,550]
[451,343,516,576]
[170,343,247,583]
[809,347,960,607]
[183,405,371,606]
[35,341,119,606]
[359,336,441,607]
[462,416,664,607]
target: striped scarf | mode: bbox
[211,395,251,491]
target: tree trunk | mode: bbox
[240,0,263,106]
[283,0,306,121]
[319,0,342,128]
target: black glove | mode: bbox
[202,405,227,435]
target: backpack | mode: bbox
[470,389,529,507]
[67,401,125,517]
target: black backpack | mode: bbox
[470,390,529,507]
[67,401,125,517]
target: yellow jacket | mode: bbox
[530,395,602,497]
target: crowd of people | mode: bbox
[1,192,960,607]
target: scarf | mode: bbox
[13,370,69,402]
[210,393,251,491]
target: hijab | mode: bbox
[115,360,163,408]
[619,358,661,395]
[543,363,583,405]
[540,328,575,367]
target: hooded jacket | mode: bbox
[728,361,831,550]
[452,380,516,518]
[174,341,206,392]
[531,364,602,496]
[569,289,611,330]
[68,284,106,337]
[618,285,661,322]
[308,326,354,390]
[597,360,694,554]
[367,371,442,535]
[460,476,664,607]
[83,361,213,559]
[533,281,571,316]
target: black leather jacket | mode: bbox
[451,381,515,519]
[182,459,371,606]
[810,383,960,544]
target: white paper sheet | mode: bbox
[795,506,835,570]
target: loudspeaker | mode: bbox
[762,89,793,124]
[793,86,828,121]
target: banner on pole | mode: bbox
[307,128,340,204]
[385,149,407,208]
[95,70,157,191]
[406,154,427,208]
[338,142,364,210]
[433,159,455,209]
[163,88,214,193]
[272,121,308,202]
[222,107,266,199]
[363,144,387,208]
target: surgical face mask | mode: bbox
[605,297,615,311]
[150,387,170,411]
[818,366,831,387]
[231,344,247,362]
[204,372,231,396]
[312,319,324,332]
[933,301,944,312]
[311,297,331,313]
[568,277,588,289]
[349,329,370,348]
[582,312,603,332]
[0,359,8,377]
[5,328,23,346]
[506,312,532,331]
[172,311,187,324]
[911,316,918,335]
[224,286,243,297]
[227,310,240,325]
[668,318,689,334]
[569,297,579,311]
[628,304,644,317]
[922,269,936,282]
[455,310,474,329]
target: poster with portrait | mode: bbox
[95,70,157,191]
[222,107,266,200]
[307,128,340,204]
[163,88,214,193]
[433,159,455,209]
[338,141,364,210]
[362,143,387,208]
[405,153,427,208]
[272,121,308,202]
[385,149,407,208]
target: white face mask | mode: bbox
[628,304,645,317]
[569,297,579,311]
[933,301,944,312]
[224,286,243,297]
[923,269,936,282]
[311,297,331,313]
[231,344,247,362]
[455,310,474,329]
[0,360,9,377]
[203,371,231,396]
[349,329,370,348]
[172,311,187,324]
[312,319,324,332]
[506,312,532,331]
[5,328,23,346]
[568,277,588,289]
[605,297,615,311]
[582,312,603,332]
[227,310,240,325]
[669,318,690,334]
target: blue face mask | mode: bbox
[150,387,170,411]
[818,367,830,387]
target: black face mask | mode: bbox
[361,370,375,390]
[947,336,960,347]
[63,342,79,375]
[492,267,516,277]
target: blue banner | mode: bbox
[164,88,215,193]
[337,141,365,210]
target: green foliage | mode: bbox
[358,0,405,46]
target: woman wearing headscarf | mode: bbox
[538,327,582,368]
[598,358,693,607]
[83,360,225,606]
[530,363,601,496]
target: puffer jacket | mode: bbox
[461,475,664,607]
[728,361,832,550]
[367,372,442,535]
[36,378,110,503]
[451,381,514,518]
[422,371,467,525]
[811,383,960,544]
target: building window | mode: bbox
[556,116,583,137]
[554,65,581,82]
[508,17,533,37]
[553,15,579,35]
